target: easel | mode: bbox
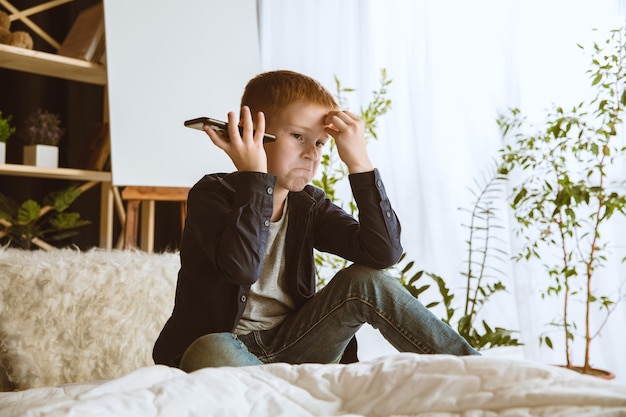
[119,186,189,253]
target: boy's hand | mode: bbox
[324,110,374,174]
[204,106,268,173]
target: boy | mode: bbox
[153,70,477,370]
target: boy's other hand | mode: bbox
[324,110,374,174]
[204,106,268,173]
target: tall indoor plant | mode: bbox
[498,27,626,375]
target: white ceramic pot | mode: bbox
[23,144,59,168]
[0,142,5,164]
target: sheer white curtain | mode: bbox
[257,0,626,385]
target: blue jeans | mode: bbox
[179,264,478,371]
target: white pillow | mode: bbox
[0,248,178,391]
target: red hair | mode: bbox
[241,70,338,124]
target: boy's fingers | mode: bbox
[239,106,252,141]
[228,111,242,142]
[326,110,361,129]
[255,111,266,142]
[340,110,360,120]
[204,124,229,149]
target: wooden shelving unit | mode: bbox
[0,163,111,182]
[0,43,106,85]
[0,31,114,248]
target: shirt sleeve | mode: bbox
[313,168,403,269]
[183,172,276,286]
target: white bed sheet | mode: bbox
[1,353,625,417]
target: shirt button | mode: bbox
[386,211,391,218]
[240,295,247,302]
[266,187,273,195]
[264,219,270,227]
[376,180,382,187]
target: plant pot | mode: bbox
[23,144,59,168]
[557,365,615,380]
[0,142,5,164]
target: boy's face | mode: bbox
[264,102,331,193]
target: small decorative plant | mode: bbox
[0,110,16,144]
[0,183,91,250]
[497,27,626,375]
[19,109,65,146]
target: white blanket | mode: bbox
[1,353,625,417]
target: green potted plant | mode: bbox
[0,110,16,164]
[0,183,91,250]
[497,27,626,377]
[19,109,65,168]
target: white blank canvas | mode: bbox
[103,0,260,187]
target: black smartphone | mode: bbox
[184,117,276,143]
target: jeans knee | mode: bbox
[180,332,260,371]
[180,333,228,371]
[333,264,394,292]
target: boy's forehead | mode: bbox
[281,102,332,118]
[268,103,332,135]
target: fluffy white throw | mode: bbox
[0,247,179,391]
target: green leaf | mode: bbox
[401,261,415,274]
[43,186,82,212]
[512,187,528,207]
[49,212,90,230]
[17,200,40,224]
[591,73,602,86]
[545,337,553,349]
[0,193,19,218]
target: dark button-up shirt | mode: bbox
[153,168,402,367]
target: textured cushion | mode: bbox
[0,248,179,391]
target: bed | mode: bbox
[2,353,626,417]
[1,249,625,416]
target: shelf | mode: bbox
[0,2,114,249]
[0,43,106,86]
[0,163,111,182]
